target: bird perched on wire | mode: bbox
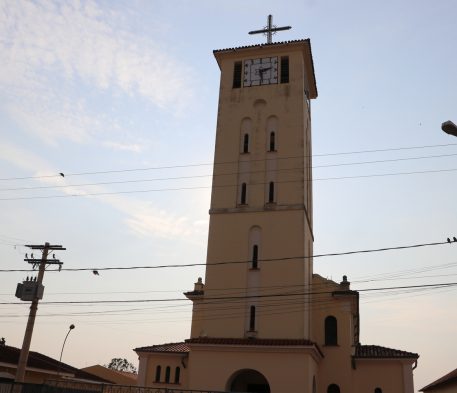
[92,270,99,276]
[447,238,451,244]
[454,237,457,242]
[60,173,65,177]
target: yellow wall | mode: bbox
[190,41,315,341]
[188,345,319,393]
[140,353,187,388]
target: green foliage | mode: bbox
[105,358,137,373]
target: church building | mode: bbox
[134,17,419,393]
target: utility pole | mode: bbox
[15,242,65,382]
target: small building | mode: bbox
[0,344,108,384]
[81,365,137,385]
[421,367,457,393]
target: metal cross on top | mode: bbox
[249,15,291,44]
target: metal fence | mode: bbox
[0,381,233,393]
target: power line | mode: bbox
[2,167,457,202]
[3,152,457,193]
[0,239,454,273]
[1,142,456,182]
[0,281,455,305]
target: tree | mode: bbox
[105,358,137,373]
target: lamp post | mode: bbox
[442,120,457,137]
[58,324,75,378]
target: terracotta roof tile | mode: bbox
[213,39,310,53]
[134,342,189,353]
[421,367,457,391]
[186,337,317,347]
[354,344,418,359]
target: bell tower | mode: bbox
[186,19,318,341]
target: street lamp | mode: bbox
[442,120,457,137]
[58,324,75,377]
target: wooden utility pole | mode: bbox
[15,242,65,382]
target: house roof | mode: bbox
[0,344,109,382]
[81,365,137,385]
[186,337,317,346]
[421,367,457,391]
[354,345,419,359]
[135,337,322,355]
[134,342,190,354]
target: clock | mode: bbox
[243,57,278,87]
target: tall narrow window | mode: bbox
[325,316,338,345]
[165,366,171,383]
[155,365,161,382]
[280,56,289,84]
[233,61,242,88]
[243,133,249,153]
[240,183,247,204]
[174,367,181,384]
[249,305,256,331]
[252,245,258,269]
[268,182,275,203]
[327,384,340,393]
[269,131,276,151]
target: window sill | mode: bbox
[240,152,250,155]
[249,267,260,271]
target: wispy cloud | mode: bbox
[0,139,201,241]
[102,141,143,153]
[0,0,194,145]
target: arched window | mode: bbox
[374,388,382,393]
[175,367,181,384]
[252,245,258,269]
[325,316,338,345]
[249,305,256,331]
[165,366,171,383]
[240,183,247,204]
[268,182,275,203]
[327,384,340,393]
[155,365,161,382]
[269,131,276,151]
[243,134,250,153]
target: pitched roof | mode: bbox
[354,345,419,359]
[421,367,457,391]
[186,337,323,358]
[0,344,109,382]
[134,342,189,354]
[186,337,317,346]
[81,365,137,385]
[213,39,311,54]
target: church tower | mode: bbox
[187,27,318,342]
[135,17,419,393]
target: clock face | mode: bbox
[243,57,278,87]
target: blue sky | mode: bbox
[1,0,456,390]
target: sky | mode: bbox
[0,0,456,391]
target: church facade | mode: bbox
[135,35,418,393]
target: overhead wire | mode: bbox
[0,239,454,273]
[2,165,457,201]
[3,152,457,193]
[1,142,457,182]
